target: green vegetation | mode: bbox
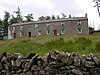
[0,32,100,56]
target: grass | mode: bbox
[0,32,100,56]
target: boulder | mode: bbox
[91,68,100,75]
[71,69,83,75]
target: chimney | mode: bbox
[85,13,87,18]
[69,14,71,18]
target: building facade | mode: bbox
[8,14,89,39]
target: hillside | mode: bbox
[0,32,100,56]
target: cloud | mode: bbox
[0,0,85,18]
[51,0,85,15]
[0,0,99,29]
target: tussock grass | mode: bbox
[0,33,100,56]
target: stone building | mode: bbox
[8,14,89,39]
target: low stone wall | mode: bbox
[0,50,100,75]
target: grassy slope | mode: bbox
[0,32,100,56]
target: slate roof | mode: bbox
[9,17,88,27]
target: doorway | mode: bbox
[54,30,57,35]
[28,32,31,37]
[14,33,16,39]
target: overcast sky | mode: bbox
[0,0,99,29]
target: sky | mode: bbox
[0,0,99,30]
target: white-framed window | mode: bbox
[61,29,65,34]
[12,26,15,31]
[12,26,15,33]
[61,22,64,26]
[38,30,41,35]
[20,32,23,37]
[77,28,82,34]
[47,30,50,35]
[35,24,38,28]
[20,26,23,31]
[77,21,81,25]
[47,24,49,27]
[47,23,50,30]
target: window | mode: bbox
[77,28,82,34]
[12,26,15,33]
[47,24,50,35]
[47,30,50,35]
[38,30,41,35]
[47,24,50,30]
[14,33,16,38]
[61,29,65,34]
[61,22,64,26]
[12,26,15,31]
[20,26,23,31]
[20,32,23,37]
[28,32,31,37]
[77,21,81,25]
[47,24,49,27]
[60,22,64,35]
[35,25,38,28]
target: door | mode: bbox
[54,30,57,35]
[29,32,31,37]
[14,33,16,39]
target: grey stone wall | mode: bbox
[8,17,89,39]
[0,50,100,75]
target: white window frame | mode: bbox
[77,21,81,25]
[12,26,15,31]
[47,30,50,35]
[47,24,49,27]
[61,29,65,34]
[35,24,38,28]
[20,26,23,31]
[12,26,15,33]
[77,28,82,34]
[20,32,23,37]
[38,30,41,35]
[61,22,64,26]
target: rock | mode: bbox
[2,70,6,74]
[24,71,33,75]
[16,69,22,74]
[39,69,46,74]
[27,53,36,59]
[91,68,100,75]
[26,54,38,71]
[74,55,81,66]
[23,61,29,72]
[84,61,94,68]
[71,69,83,75]
[92,57,100,66]
[0,50,100,75]
[0,63,3,71]
[37,56,43,66]
[13,53,23,59]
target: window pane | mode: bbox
[35,25,38,28]
[77,28,82,34]
[20,26,23,31]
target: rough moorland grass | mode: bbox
[0,33,100,56]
